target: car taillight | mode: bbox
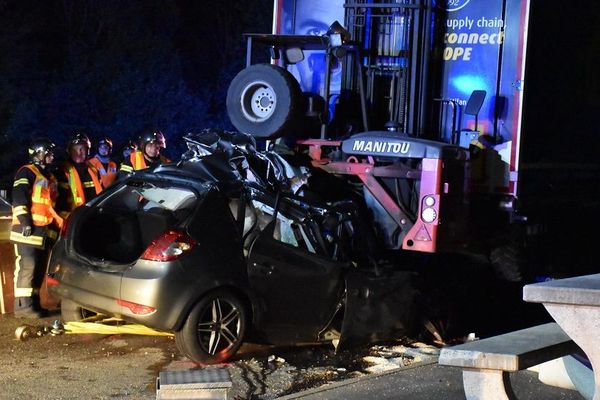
[141,230,196,261]
[116,299,156,315]
[46,276,60,287]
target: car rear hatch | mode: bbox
[69,177,203,268]
[49,176,206,313]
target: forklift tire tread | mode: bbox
[226,63,303,139]
[490,234,525,282]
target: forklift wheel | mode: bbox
[226,64,303,139]
[490,233,525,282]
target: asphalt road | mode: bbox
[279,360,585,400]
[1,314,170,399]
[1,255,587,399]
[0,313,421,399]
[0,313,586,400]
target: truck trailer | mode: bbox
[226,0,532,282]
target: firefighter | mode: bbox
[56,132,103,218]
[120,140,138,162]
[88,137,118,188]
[10,138,63,316]
[118,129,170,177]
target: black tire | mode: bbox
[226,63,303,139]
[60,299,97,322]
[175,290,246,364]
[490,231,526,282]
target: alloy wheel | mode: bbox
[196,298,242,356]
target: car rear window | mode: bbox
[74,181,203,263]
[98,180,200,214]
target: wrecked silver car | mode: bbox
[47,130,417,364]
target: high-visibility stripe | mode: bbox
[65,165,85,207]
[86,163,103,194]
[14,165,60,229]
[13,178,29,186]
[12,206,29,224]
[63,162,102,207]
[32,183,42,201]
[13,206,28,216]
[131,151,147,170]
[13,244,21,283]
[32,214,51,223]
[88,157,117,188]
[88,157,105,175]
[31,181,51,204]
[89,158,117,175]
[120,164,134,172]
[35,198,51,205]
[10,231,44,246]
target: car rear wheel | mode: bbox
[60,299,98,322]
[176,290,246,364]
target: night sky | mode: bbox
[521,1,600,165]
[0,0,272,186]
[0,0,598,190]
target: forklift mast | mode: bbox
[272,0,530,197]
[227,0,530,257]
[342,1,435,137]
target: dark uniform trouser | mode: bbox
[14,243,49,298]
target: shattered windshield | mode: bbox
[251,199,317,253]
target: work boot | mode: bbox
[14,297,39,319]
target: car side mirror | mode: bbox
[285,47,304,64]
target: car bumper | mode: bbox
[50,254,193,331]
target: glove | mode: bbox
[22,225,32,237]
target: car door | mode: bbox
[337,269,419,350]
[247,219,344,343]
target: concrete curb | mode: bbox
[276,357,440,399]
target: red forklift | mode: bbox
[225,0,531,282]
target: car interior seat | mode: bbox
[228,198,257,240]
[77,209,143,263]
[137,207,176,249]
